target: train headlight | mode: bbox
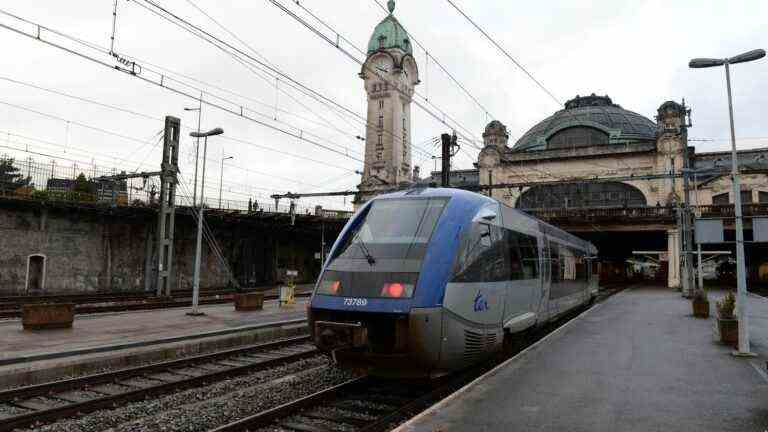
[381,282,414,298]
[318,279,341,295]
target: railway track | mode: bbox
[212,287,624,432]
[0,291,313,319]
[0,289,232,306]
[0,335,318,432]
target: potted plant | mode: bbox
[715,291,738,347]
[691,289,710,318]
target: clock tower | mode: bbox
[356,0,420,206]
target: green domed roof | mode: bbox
[513,94,657,152]
[367,1,412,55]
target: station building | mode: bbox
[356,2,768,289]
[469,95,768,288]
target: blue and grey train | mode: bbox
[308,188,598,378]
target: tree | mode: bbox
[73,173,91,193]
[72,172,97,202]
[0,157,31,193]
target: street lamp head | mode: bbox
[223,156,234,161]
[190,127,224,138]
[689,58,725,68]
[689,49,765,68]
[184,107,200,112]
[728,49,766,65]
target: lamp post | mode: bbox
[184,103,202,207]
[219,154,233,209]
[188,127,224,316]
[689,48,765,356]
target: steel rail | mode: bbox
[0,336,317,432]
[210,376,370,432]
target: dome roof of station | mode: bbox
[513,94,657,152]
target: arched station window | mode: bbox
[547,126,609,150]
[516,182,647,209]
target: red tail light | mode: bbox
[330,280,341,294]
[382,282,405,298]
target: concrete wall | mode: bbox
[0,200,341,294]
[0,203,148,293]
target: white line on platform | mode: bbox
[393,293,616,432]
[750,361,768,384]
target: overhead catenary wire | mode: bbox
[262,0,483,151]
[0,92,340,188]
[181,0,370,155]
[0,9,368,165]
[0,8,427,204]
[368,0,496,122]
[129,0,435,160]
[132,0,445,158]
[282,3,482,168]
[444,0,562,107]
[177,0,435,159]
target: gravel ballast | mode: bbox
[23,356,357,432]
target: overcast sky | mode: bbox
[1,0,766,210]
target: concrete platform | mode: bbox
[398,287,768,432]
[0,297,308,388]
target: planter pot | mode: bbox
[234,292,264,311]
[716,318,739,347]
[22,303,74,330]
[692,298,710,318]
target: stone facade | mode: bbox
[0,200,340,294]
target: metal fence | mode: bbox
[0,155,352,218]
[526,204,768,221]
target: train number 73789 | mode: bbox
[343,298,368,306]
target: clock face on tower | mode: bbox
[402,57,417,85]
[372,56,390,74]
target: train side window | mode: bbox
[452,223,508,283]
[519,234,539,279]
[550,244,561,284]
[505,230,538,280]
[505,229,523,280]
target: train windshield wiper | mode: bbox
[352,228,376,266]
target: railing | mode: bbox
[524,204,768,224]
[696,204,768,218]
[0,156,352,220]
[524,206,677,221]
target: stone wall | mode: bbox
[0,199,343,294]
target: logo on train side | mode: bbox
[473,291,489,312]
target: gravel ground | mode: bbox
[0,402,31,416]
[285,415,356,432]
[24,355,357,432]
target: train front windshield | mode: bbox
[317,197,448,299]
